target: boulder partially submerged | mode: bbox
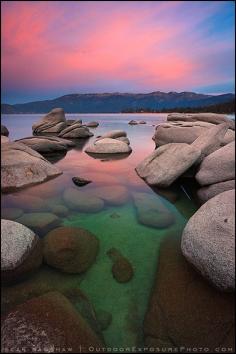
[1,142,62,193]
[85,138,132,155]
[32,108,67,135]
[181,189,235,291]
[135,143,200,187]
[15,136,75,153]
[58,124,93,139]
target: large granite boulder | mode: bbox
[85,138,132,154]
[32,108,67,134]
[1,124,9,137]
[144,233,235,350]
[192,122,229,162]
[132,192,175,228]
[63,187,104,212]
[136,143,201,187]
[167,112,235,130]
[1,219,43,283]
[181,189,235,291]
[58,124,94,139]
[197,179,235,203]
[1,142,62,193]
[43,226,99,274]
[1,291,104,353]
[196,141,235,186]
[153,121,234,147]
[16,136,75,153]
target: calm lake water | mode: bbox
[1,113,209,348]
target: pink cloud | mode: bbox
[1,1,234,97]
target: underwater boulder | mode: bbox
[1,291,104,353]
[107,248,134,283]
[43,226,99,274]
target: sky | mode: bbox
[1,1,235,104]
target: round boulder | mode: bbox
[43,226,99,273]
[181,189,235,291]
[85,138,132,154]
[1,219,43,283]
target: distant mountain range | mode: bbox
[1,91,235,114]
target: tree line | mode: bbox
[121,100,235,114]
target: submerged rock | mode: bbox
[107,248,134,283]
[32,108,67,134]
[49,204,69,216]
[16,212,60,235]
[1,124,9,137]
[72,176,92,187]
[181,189,235,291]
[132,192,175,228]
[136,143,201,187]
[91,185,129,205]
[63,187,104,212]
[6,194,48,212]
[196,141,235,186]
[43,226,99,274]
[1,219,43,283]
[144,234,235,350]
[197,179,235,204]
[1,207,24,220]
[95,309,112,331]
[1,142,62,193]
[85,138,132,154]
[1,291,104,353]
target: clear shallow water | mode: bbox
[1,114,198,348]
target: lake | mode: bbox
[1,113,227,350]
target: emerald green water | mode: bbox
[1,114,198,349]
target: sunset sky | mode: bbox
[1,1,235,103]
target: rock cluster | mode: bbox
[85,130,132,155]
[32,108,94,139]
[135,113,235,291]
